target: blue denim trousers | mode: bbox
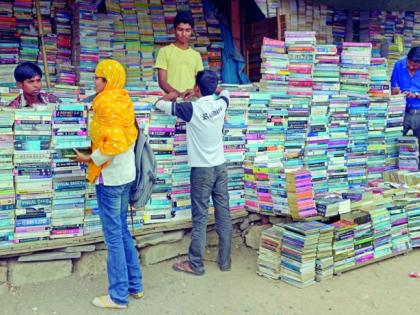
[96,182,143,305]
[188,163,232,273]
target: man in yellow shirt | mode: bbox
[155,11,204,99]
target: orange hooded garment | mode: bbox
[87,59,138,184]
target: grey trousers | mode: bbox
[188,163,232,273]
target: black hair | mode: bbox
[174,11,194,29]
[196,70,218,96]
[14,62,43,82]
[407,47,420,63]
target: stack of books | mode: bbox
[342,210,374,264]
[367,98,388,180]
[327,95,349,192]
[368,58,390,98]
[267,148,288,215]
[340,42,371,98]
[205,11,223,80]
[384,95,405,171]
[388,196,411,253]
[18,34,38,63]
[149,0,169,44]
[77,1,99,88]
[0,111,15,246]
[162,0,176,43]
[190,0,210,70]
[305,95,329,194]
[257,224,283,280]
[332,219,356,273]
[406,197,420,248]
[97,14,114,61]
[312,221,334,282]
[365,197,393,259]
[13,0,33,33]
[0,5,19,87]
[144,108,176,223]
[285,31,316,97]
[398,136,419,171]
[50,103,89,238]
[171,118,191,221]
[254,152,274,215]
[54,4,75,86]
[83,183,101,235]
[14,109,53,243]
[136,0,155,82]
[284,97,310,169]
[313,44,340,96]
[286,169,317,219]
[280,222,320,288]
[259,37,288,94]
[121,0,142,87]
[346,97,369,188]
[224,90,248,213]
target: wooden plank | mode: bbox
[0,211,247,258]
[34,0,51,88]
[334,249,412,275]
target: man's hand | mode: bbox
[391,87,401,95]
[181,89,195,100]
[403,91,417,98]
[71,148,92,163]
[162,91,178,101]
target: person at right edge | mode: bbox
[155,70,232,275]
[155,10,204,99]
[391,47,420,140]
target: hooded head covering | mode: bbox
[87,59,138,184]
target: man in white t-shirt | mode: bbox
[156,70,232,275]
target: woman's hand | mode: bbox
[72,148,92,164]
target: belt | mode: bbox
[407,109,420,114]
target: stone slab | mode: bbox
[136,231,184,248]
[245,225,271,250]
[140,237,190,265]
[9,260,72,287]
[73,250,108,277]
[0,265,7,284]
[60,245,96,253]
[17,251,81,262]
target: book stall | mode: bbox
[0,0,420,291]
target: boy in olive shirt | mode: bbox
[155,11,204,99]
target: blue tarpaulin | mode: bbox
[203,0,250,84]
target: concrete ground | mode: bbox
[1,245,419,315]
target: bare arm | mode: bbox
[157,68,181,96]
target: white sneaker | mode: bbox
[92,295,127,309]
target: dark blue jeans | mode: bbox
[188,163,232,273]
[403,112,420,139]
[96,182,143,305]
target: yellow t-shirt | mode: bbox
[155,44,204,92]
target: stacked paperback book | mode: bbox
[0,111,15,246]
[14,108,53,243]
[280,222,320,288]
[257,224,283,280]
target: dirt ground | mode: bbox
[1,245,419,315]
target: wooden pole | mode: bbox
[34,0,51,88]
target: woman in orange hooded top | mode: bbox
[73,59,143,309]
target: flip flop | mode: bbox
[409,272,420,278]
[172,261,204,276]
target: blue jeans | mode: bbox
[96,182,143,305]
[188,163,232,273]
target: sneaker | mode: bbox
[130,292,144,300]
[92,295,127,309]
